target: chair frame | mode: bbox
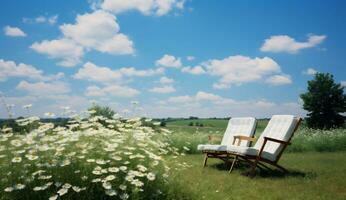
[228,118,302,174]
[202,134,256,167]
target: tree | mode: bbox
[300,73,346,129]
[88,105,116,119]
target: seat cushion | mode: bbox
[226,145,276,161]
[197,144,227,152]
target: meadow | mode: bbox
[0,116,345,200]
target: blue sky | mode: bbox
[0,0,345,118]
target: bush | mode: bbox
[188,122,194,126]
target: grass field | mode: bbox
[171,152,346,200]
[165,118,346,200]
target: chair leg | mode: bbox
[203,154,208,167]
[229,155,238,173]
[249,158,259,176]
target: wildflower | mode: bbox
[4,187,14,192]
[57,188,68,196]
[147,172,156,181]
[49,195,58,200]
[120,193,129,200]
[92,178,101,183]
[131,179,144,187]
[120,166,127,172]
[72,186,82,192]
[12,157,22,163]
[10,139,22,147]
[105,189,117,196]
[137,165,147,172]
[108,167,119,173]
[102,182,112,190]
[119,184,127,190]
[105,175,116,181]
[25,154,39,160]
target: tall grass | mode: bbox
[168,127,346,154]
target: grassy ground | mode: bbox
[171,152,346,200]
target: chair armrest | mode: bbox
[257,137,290,158]
[232,135,256,146]
[263,137,291,145]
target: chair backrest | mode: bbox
[253,115,300,159]
[221,117,256,147]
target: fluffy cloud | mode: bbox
[204,55,281,88]
[16,81,70,95]
[260,34,326,53]
[85,85,139,98]
[23,15,58,25]
[155,91,305,118]
[341,81,346,87]
[73,62,122,83]
[149,85,176,93]
[3,26,26,37]
[101,0,185,16]
[73,62,163,83]
[119,67,164,77]
[0,59,64,81]
[181,66,206,75]
[265,74,292,85]
[155,54,182,68]
[31,10,134,67]
[61,10,134,55]
[159,76,174,84]
[31,39,84,67]
[302,68,318,75]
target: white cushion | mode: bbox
[226,145,276,161]
[252,115,298,160]
[197,144,227,152]
[220,117,256,147]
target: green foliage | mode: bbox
[300,73,346,129]
[188,122,194,126]
[88,104,116,119]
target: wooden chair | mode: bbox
[197,117,257,166]
[226,115,301,174]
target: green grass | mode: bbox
[171,152,346,200]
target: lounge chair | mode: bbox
[226,115,301,174]
[197,117,257,167]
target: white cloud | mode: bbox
[23,15,59,25]
[265,74,292,85]
[212,82,230,90]
[302,67,318,75]
[85,84,139,98]
[61,10,134,55]
[154,91,305,118]
[101,0,185,16]
[3,26,26,37]
[341,81,346,87]
[31,39,84,67]
[74,62,163,83]
[73,62,122,83]
[260,34,326,53]
[195,91,222,101]
[181,65,206,75]
[16,81,70,95]
[31,10,134,67]
[186,56,195,61]
[149,85,176,93]
[167,95,194,103]
[204,55,281,88]
[159,76,174,84]
[119,67,164,77]
[0,59,64,81]
[155,54,182,68]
